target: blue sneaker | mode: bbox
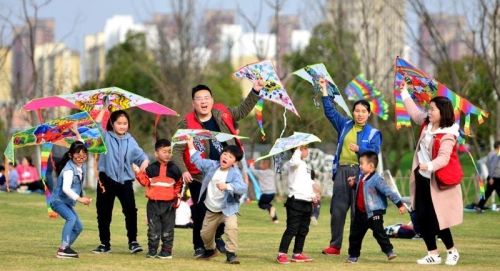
[346,256,358,263]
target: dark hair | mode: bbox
[106,110,130,131]
[359,151,378,168]
[23,156,34,166]
[8,162,15,167]
[155,139,171,150]
[352,99,371,113]
[0,165,4,171]
[494,141,500,149]
[427,96,455,128]
[222,145,243,162]
[191,84,212,99]
[56,141,88,175]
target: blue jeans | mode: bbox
[51,200,83,248]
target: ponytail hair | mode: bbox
[56,141,88,175]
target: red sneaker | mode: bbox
[292,253,313,262]
[322,246,341,255]
[276,253,290,264]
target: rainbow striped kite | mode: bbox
[393,57,488,135]
[344,74,389,120]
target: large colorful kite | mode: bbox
[234,60,299,139]
[344,74,389,120]
[171,129,248,145]
[394,57,488,135]
[4,111,106,217]
[24,87,178,132]
[293,63,352,117]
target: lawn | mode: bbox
[0,190,499,271]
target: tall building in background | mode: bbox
[12,18,55,97]
[327,0,406,95]
[0,48,12,104]
[419,13,473,75]
[203,9,235,60]
[83,32,106,83]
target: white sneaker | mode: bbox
[417,254,441,265]
[445,249,459,265]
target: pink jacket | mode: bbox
[16,165,40,184]
[404,97,463,230]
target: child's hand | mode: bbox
[131,163,140,174]
[398,205,407,214]
[347,176,356,187]
[216,182,227,191]
[78,196,92,206]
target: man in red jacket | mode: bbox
[172,80,264,258]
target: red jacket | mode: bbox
[136,161,183,201]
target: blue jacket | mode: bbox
[50,161,85,207]
[190,151,247,216]
[322,97,382,179]
[355,172,403,219]
[98,128,148,184]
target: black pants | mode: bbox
[278,197,312,254]
[147,200,176,253]
[96,172,138,247]
[258,193,275,211]
[348,211,393,257]
[189,180,224,250]
[477,177,500,209]
[414,170,454,251]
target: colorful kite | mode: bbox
[256,132,321,161]
[234,60,299,116]
[393,57,488,135]
[23,87,178,133]
[171,129,248,145]
[254,99,266,139]
[344,74,389,120]
[3,111,106,217]
[293,63,351,117]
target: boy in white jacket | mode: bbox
[276,145,320,264]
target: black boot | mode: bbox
[226,251,240,264]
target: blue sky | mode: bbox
[0,0,470,54]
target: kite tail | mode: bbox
[41,143,58,218]
[279,109,287,139]
[465,149,485,200]
[255,99,266,141]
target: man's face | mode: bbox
[220,151,237,170]
[192,89,214,118]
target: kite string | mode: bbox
[279,109,287,139]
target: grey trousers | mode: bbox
[329,165,359,249]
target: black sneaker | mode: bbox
[129,241,143,254]
[157,250,173,259]
[92,244,111,254]
[56,247,79,259]
[215,238,226,253]
[193,247,205,258]
[146,250,157,258]
[226,252,240,264]
[199,249,218,259]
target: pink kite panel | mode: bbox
[24,97,78,111]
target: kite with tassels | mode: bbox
[393,56,489,135]
[234,60,299,139]
[344,74,389,120]
[23,87,178,136]
[293,63,352,117]
[3,111,107,217]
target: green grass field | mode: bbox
[0,190,499,271]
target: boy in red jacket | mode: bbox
[133,139,183,259]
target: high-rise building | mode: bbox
[83,32,106,83]
[12,18,55,98]
[0,48,12,104]
[269,14,301,60]
[419,13,473,75]
[327,0,406,94]
[204,9,235,60]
